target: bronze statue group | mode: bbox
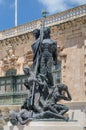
[9,22,72,125]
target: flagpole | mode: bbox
[15,0,17,26]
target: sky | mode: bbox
[0,0,86,31]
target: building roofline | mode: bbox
[0,4,86,40]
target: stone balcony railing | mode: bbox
[0,4,86,40]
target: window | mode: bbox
[6,69,17,76]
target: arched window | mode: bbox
[6,69,17,76]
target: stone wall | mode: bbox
[0,12,86,102]
[0,32,33,76]
[51,16,86,101]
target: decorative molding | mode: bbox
[23,50,33,67]
[0,4,85,40]
[2,45,19,71]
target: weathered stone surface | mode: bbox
[0,5,86,102]
[4,121,85,130]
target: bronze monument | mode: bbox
[9,11,72,125]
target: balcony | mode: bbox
[0,4,86,40]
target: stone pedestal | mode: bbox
[4,121,85,130]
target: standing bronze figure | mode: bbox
[9,11,72,125]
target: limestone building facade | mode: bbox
[0,4,86,106]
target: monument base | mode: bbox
[4,121,85,130]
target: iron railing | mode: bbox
[0,75,28,105]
